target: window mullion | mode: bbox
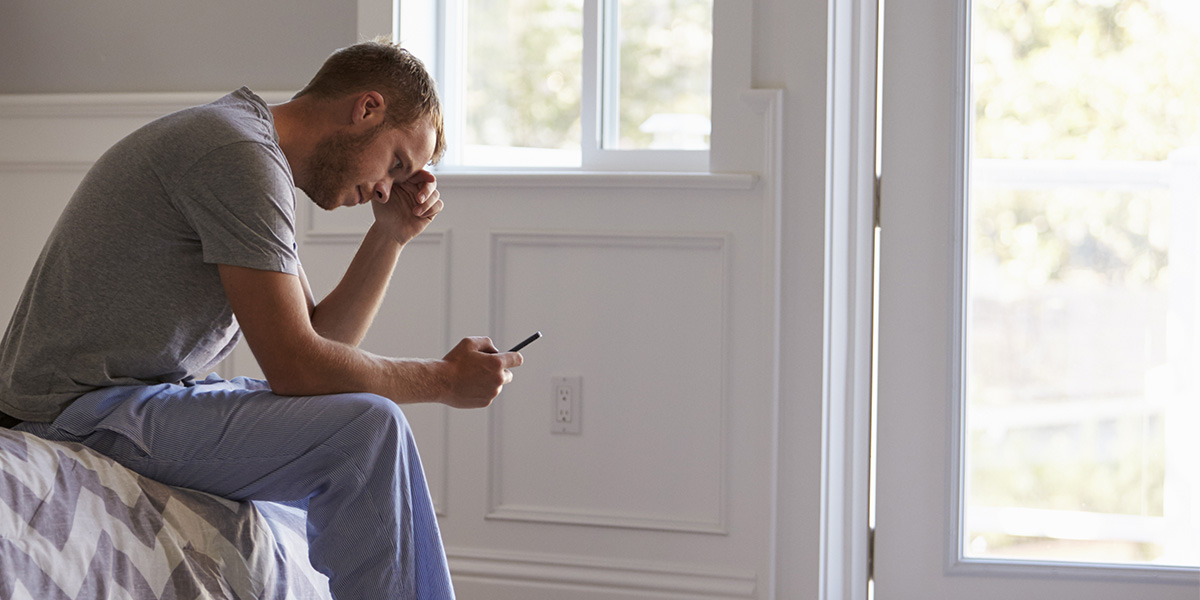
[440,0,466,167]
[581,0,602,165]
[599,0,620,150]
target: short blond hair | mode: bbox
[295,38,446,164]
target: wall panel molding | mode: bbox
[0,161,93,173]
[486,231,731,534]
[0,91,293,119]
[447,547,758,599]
[0,91,293,166]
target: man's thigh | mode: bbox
[17,377,407,501]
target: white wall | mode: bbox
[0,2,832,598]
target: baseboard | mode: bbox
[447,547,757,599]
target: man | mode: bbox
[0,40,517,598]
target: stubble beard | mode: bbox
[301,124,384,211]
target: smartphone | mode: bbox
[508,331,542,352]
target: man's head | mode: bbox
[283,39,444,211]
[294,38,446,165]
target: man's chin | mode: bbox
[315,198,341,211]
[302,188,344,211]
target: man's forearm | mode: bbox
[221,241,516,409]
[309,224,404,346]
[262,330,513,410]
[264,334,450,403]
[222,262,450,404]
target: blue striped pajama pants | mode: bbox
[15,375,455,600]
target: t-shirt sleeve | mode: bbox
[172,141,300,275]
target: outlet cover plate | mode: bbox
[551,375,582,434]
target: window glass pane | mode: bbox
[611,0,712,150]
[464,0,583,166]
[966,0,1200,566]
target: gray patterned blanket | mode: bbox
[0,428,332,600]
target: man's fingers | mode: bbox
[499,351,524,369]
[392,171,438,204]
[416,194,442,218]
[440,337,529,408]
[408,169,437,184]
[466,338,522,366]
[407,170,438,204]
[468,336,499,354]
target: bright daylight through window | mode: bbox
[404,0,712,169]
[965,0,1200,566]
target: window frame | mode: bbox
[876,0,1200,593]
[359,0,713,173]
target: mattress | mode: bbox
[0,427,332,599]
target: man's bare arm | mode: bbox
[300,225,402,346]
[218,264,520,408]
[300,171,442,346]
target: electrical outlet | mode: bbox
[551,376,582,434]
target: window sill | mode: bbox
[431,170,758,190]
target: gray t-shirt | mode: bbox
[0,88,299,422]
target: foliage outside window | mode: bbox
[966,0,1200,566]
[406,0,712,169]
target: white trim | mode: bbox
[737,87,784,599]
[0,161,93,173]
[0,91,294,119]
[581,0,602,159]
[820,0,878,598]
[436,0,467,167]
[598,0,621,149]
[949,559,1200,586]
[486,230,732,535]
[946,0,973,578]
[431,170,756,190]
[447,547,758,598]
[482,504,729,535]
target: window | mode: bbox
[875,0,1200,595]
[397,0,713,171]
[964,0,1200,567]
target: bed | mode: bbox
[0,427,332,600]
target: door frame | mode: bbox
[873,0,1200,595]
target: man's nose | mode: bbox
[372,178,393,201]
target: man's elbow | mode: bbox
[256,361,321,396]
[254,339,369,398]
[262,369,319,397]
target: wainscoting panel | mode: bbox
[487,232,729,533]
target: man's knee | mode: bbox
[336,393,412,441]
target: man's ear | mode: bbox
[352,91,387,127]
